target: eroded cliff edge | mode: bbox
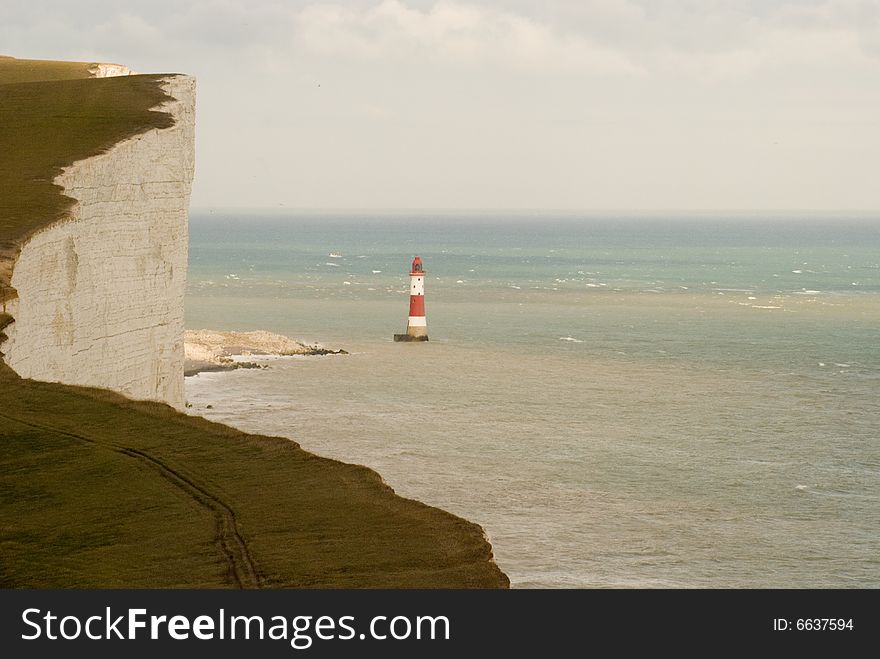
[1,69,193,408]
[0,57,509,588]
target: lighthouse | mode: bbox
[394,256,429,342]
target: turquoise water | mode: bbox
[185,213,880,587]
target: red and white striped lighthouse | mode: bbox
[394,256,429,342]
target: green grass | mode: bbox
[0,56,95,84]
[0,365,508,587]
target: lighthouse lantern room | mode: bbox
[394,256,429,342]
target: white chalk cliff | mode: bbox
[1,73,195,409]
[90,62,135,78]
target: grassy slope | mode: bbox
[0,366,507,587]
[0,58,508,588]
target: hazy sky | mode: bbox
[3,0,879,210]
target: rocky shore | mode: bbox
[184,329,347,376]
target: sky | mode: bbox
[2,0,879,211]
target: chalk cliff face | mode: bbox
[2,75,195,409]
[90,63,135,77]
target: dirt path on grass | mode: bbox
[0,411,261,588]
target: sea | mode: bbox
[184,212,880,588]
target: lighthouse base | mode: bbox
[394,334,429,342]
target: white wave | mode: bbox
[230,353,290,363]
[751,305,781,309]
[559,336,584,343]
[372,270,382,274]
[328,253,342,258]
[325,262,340,267]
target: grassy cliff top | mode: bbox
[0,56,95,84]
[0,365,508,588]
[0,56,173,247]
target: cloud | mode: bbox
[4,1,877,77]
[281,0,880,81]
[3,0,877,209]
[293,1,643,75]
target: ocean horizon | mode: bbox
[184,212,880,587]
